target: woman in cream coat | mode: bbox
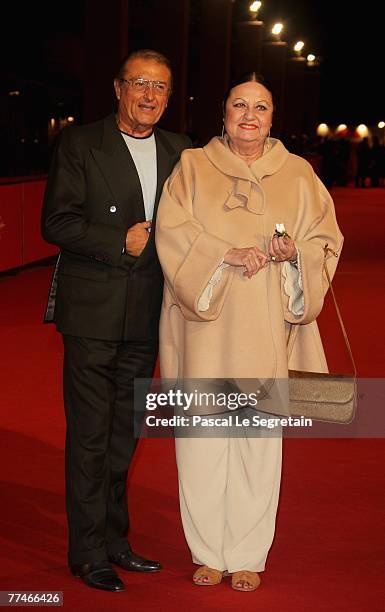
[155,73,343,592]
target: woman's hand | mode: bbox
[224,246,269,278]
[269,235,297,263]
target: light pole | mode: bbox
[307,53,316,66]
[249,1,262,19]
[293,41,305,57]
[378,121,385,144]
[233,1,264,77]
[271,22,284,41]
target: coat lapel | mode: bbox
[153,128,179,218]
[91,114,146,227]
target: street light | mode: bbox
[356,124,369,138]
[271,23,284,41]
[316,123,330,137]
[378,121,385,144]
[336,124,347,133]
[306,53,318,67]
[294,41,305,56]
[249,1,262,18]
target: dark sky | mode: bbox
[2,1,383,126]
[257,0,384,125]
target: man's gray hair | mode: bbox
[116,49,172,88]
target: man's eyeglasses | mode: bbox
[119,78,170,95]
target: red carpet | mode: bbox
[0,187,384,610]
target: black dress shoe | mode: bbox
[108,547,162,573]
[70,560,125,592]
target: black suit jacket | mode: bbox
[41,113,190,341]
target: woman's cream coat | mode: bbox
[155,137,344,416]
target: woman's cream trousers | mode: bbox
[175,429,282,573]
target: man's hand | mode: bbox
[224,246,269,278]
[269,235,297,263]
[125,221,151,257]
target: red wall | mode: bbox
[0,178,58,272]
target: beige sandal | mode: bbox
[193,565,223,586]
[231,570,261,592]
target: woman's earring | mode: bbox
[221,122,225,139]
[266,128,271,150]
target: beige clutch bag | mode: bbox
[288,245,357,424]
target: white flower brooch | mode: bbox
[274,223,291,238]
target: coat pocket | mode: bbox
[59,262,109,282]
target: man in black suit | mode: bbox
[42,49,190,592]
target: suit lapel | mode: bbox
[90,118,178,231]
[153,128,179,219]
[90,114,146,227]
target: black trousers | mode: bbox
[62,335,157,565]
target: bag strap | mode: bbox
[323,244,357,376]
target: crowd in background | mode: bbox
[310,136,385,189]
[2,122,385,190]
[280,133,385,189]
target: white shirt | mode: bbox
[121,131,157,222]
